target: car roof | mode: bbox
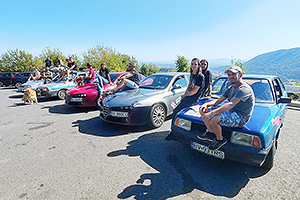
[150,72,189,76]
[217,74,279,80]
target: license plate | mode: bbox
[70,97,83,102]
[191,141,225,160]
[110,111,128,118]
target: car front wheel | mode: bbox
[14,82,22,88]
[148,104,166,128]
[0,81,3,87]
[57,89,67,100]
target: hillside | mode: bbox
[245,47,300,83]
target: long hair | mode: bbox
[200,59,209,72]
[190,58,202,77]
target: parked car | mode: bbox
[0,72,17,87]
[36,72,86,99]
[65,72,145,107]
[100,72,190,128]
[171,75,291,169]
[12,72,32,88]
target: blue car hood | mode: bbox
[103,88,163,107]
[177,99,271,135]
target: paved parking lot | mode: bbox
[0,87,300,200]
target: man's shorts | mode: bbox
[124,79,139,90]
[209,106,248,128]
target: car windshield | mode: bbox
[110,74,123,82]
[212,77,274,103]
[139,74,172,89]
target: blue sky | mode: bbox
[1,0,300,62]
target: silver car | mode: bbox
[100,72,190,128]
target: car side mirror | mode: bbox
[172,84,182,90]
[278,97,292,104]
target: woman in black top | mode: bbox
[200,59,212,98]
[99,63,112,84]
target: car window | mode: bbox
[140,75,172,89]
[110,74,121,82]
[272,79,283,99]
[172,76,187,87]
[212,77,274,103]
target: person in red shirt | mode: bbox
[84,63,95,83]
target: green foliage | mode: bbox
[0,49,41,72]
[231,57,247,74]
[175,55,189,72]
[82,45,137,72]
[140,63,159,76]
[288,93,300,101]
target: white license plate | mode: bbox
[191,141,225,160]
[70,97,83,102]
[110,111,128,118]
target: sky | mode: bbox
[1,0,300,63]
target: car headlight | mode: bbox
[174,118,191,131]
[131,100,142,107]
[231,131,261,148]
[77,94,86,97]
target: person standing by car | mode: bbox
[200,59,212,98]
[197,65,255,150]
[99,62,112,84]
[45,56,53,68]
[166,58,205,140]
[111,62,140,92]
[84,63,96,83]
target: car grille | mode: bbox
[101,106,109,119]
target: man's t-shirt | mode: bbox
[45,59,52,67]
[89,67,95,81]
[186,73,205,101]
[68,61,78,71]
[128,69,140,85]
[223,81,255,119]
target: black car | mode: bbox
[0,72,17,87]
[12,72,32,88]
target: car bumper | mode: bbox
[99,106,151,125]
[171,125,271,167]
[37,90,57,97]
[65,96,97,107]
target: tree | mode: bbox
[175,55,189,72]
[231,57,247,74]
[140,63,159,76]
[0,49,41,72]
[82,45,137,72]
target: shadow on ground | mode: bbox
[44,104,98,114]
[72,116,153,137]
[107,131,269,199]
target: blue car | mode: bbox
[171,75,291,169]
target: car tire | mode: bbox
[57,89,67,100]
[14,82,22,88]
[147,104,166,128]
[0,81,3,87]
[262,142,275,170]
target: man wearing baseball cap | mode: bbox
[112,62,140,93]
[197,65,255,150]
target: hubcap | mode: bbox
[152,105,165,126]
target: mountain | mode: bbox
[245,47,300,83]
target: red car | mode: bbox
[65,72,145,107]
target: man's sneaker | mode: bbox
[208,138,227,151]
[197,132,214,142]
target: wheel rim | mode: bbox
[15,82,21,88]
[152,105,165,127]
[58,90,66,99]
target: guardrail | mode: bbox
[284,85,300,108]
[285,85,300,93]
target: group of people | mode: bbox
[28,56,254,151]
[167,58,255,151]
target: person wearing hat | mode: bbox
[197,65,255,150]
[112,62,140,92]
